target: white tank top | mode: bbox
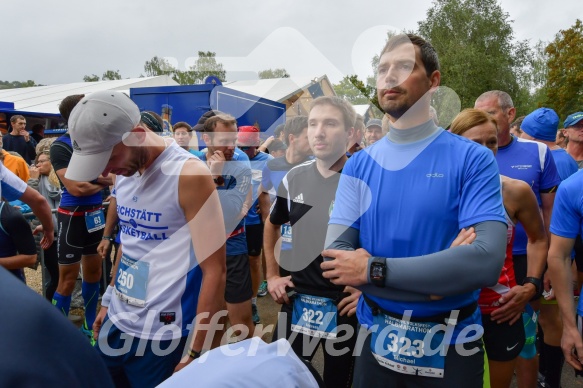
[109,140,203,340]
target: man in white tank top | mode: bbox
[64,91,227,387]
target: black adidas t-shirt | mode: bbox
[270,160,344,297]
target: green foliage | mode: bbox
[0,80,37,89]
[333,75,381,112]
[83,74,100,82]
[144,52,226,85]
[258,68,290,79]
[545,19,583,119]
[144,56,175,78]
[417,0,533,113]
[102,70,122,81]
[333,76,370,105]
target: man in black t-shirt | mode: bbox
[265,96,360,387]
[3,115,37,164]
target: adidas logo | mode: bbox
[72,140,82,151]
[293,193,304,204]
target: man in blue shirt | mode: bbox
[199,113,254,340]
[321,34,507,387]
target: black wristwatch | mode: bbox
[522,277,541,294]
[370,257,386,288]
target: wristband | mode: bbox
[101,285,114,307]
[188,349,201,359]
[102,236,114,242]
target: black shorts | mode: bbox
[273,296,358,387]
[225,253,253,304]
[245,223,263,257]
[513,254,544,300]
[481,314,525,361]
[57,205,104,265]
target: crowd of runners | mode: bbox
[2,33,583,388]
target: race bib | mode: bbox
[370,313,445,378]
[281,223,292,244]
[115,254,150,307]
[291,294,337,339]
[85,209,105,233]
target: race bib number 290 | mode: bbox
[115,254,149,307]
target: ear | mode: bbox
[507,107,516,123]
[346,127,355,145]
[123,126,148,147]
[429,70,440,91]
[202,132,211,144]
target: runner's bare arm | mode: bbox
[547,233,583,371]
[179,159,226,356]
[19,186,54,248]
[491,179,547,324]
[55,168,108,197]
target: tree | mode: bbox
[144,52,226,85]
[333,76,372,105]
[417,0,532,113]
[0,80,37,90]
[83,74,100,82]
[258,68,290,79]
[182,51,227,84]
[144,56,176,78]
[545,19,583,119]
[102,70,122,81]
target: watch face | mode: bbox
[371,264,384,278]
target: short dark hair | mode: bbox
[31,124,44,133]
[510,116,525,131]
[310,96,356,131]
[10,115,25,124]
[380,33,440,77]
[173,121,192,133]
[203,113,237,133]
[283,116,308,146]
[59,95,85,123]
[274,124,285,138]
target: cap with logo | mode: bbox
[564,112,583,128]
[521,107,559,142]
[65,91,141,181]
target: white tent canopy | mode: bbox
[0,76,178,115]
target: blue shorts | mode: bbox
[95,318,188,387]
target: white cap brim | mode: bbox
[64,148,113,181]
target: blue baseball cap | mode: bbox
[564,112,583,128]
[521,107,559,142]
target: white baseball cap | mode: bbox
[65,91,140,181]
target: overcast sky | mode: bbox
[3,0,581,86]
